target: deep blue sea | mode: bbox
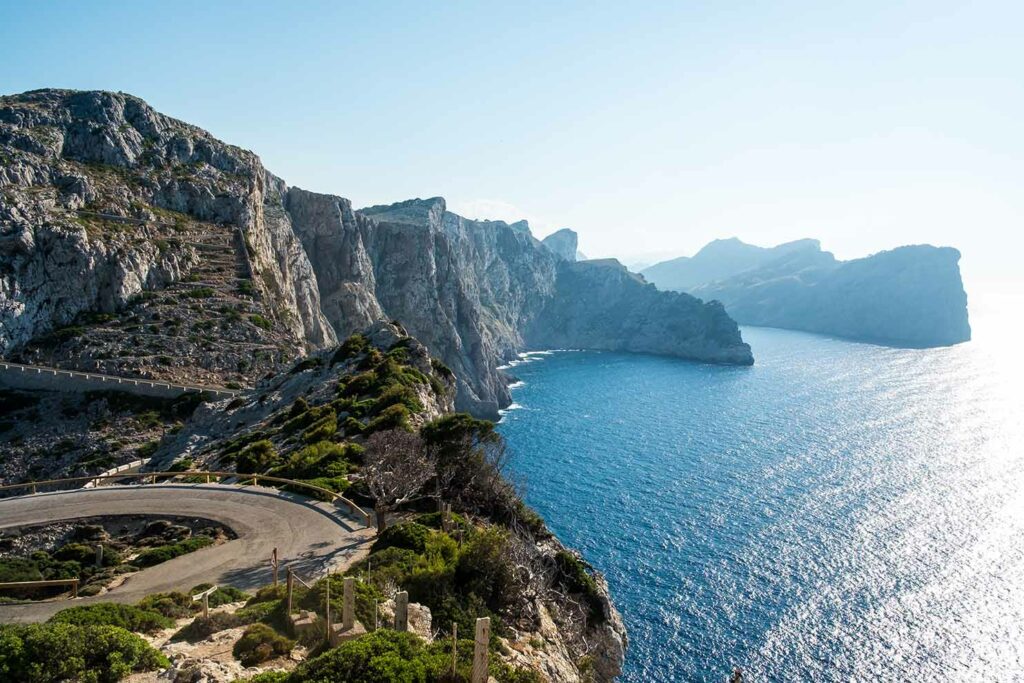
[497,323,1024,682]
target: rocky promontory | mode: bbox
[643,237,971,348]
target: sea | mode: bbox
[497,301,1024,682]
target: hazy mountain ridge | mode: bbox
[643,238,971,348]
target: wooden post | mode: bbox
[325,575,332,639]
[342,577,355,629]
[202,591,209,618]
[451,622,458,675]
[374,600,379,631]
[471,617,490,683]
[205,473,211,484]
[394,591,408,631]
[95,545,103,568]
[271,548,279,586]
[71,579,78,599]
[286,567,294,616]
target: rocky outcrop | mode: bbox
[527,258,753,363]
[292,197,751,415]
[541,228,579,261]
[0,89,335,369]
[691,244,971,347]
[2,89,753,417]
[644,236,971,347]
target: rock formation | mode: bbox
[643,238,971,348]
[1,89,753,417]
[541,228,579,261]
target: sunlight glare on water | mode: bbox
[497,313,1024,681]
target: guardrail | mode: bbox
[0,470,371,527]
[0,361,243,398]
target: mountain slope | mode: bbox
[641,237,822,291]
[1,89,753,417]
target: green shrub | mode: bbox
[134,536,214,568]
[137,591,193,619]
[331,334,369,364]
[236,439,278,473]
[554,551,604,623]
[0,622,169,682]
[364,404,410,434]
[184,287,215,298]
[52,543,98,565]
[240,672,289,683]
[372,383,423,415]
[250,314,272,330]
[232,623,294,666]
[301,411,337,443]
[49,603,173,633]
[282,629,446,683]
[372,522,431,554]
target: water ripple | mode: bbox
[498,327,1024,682]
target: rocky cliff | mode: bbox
[0,89,335,387]
[643,236,971,347]
[1,89,753,417]
[528,259,754,363]
[691,244,971,347]
[541,228,579,261]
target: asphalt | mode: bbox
[0,483,374,623]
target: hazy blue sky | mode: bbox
[2,1,1022,292]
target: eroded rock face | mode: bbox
[2,88,753,417]
[293,196,751,415]
[541,228,579,262]
[0,89,335,363]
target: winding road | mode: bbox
[0,484,374,623]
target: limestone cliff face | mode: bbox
[541,228,579,261]
[0,89,335,367]
[528,259,754,364]
[287,195,752,415]
[1,89,752,415]
[689,243,971,347]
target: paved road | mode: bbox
[0,484,374,623]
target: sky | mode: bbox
[1,1,1022,305]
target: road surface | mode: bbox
[0,483,373,623]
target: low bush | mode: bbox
[331,333,369,364]
[250,314,272,330]
[0,622,169,682]
[372,522,431,554]
[232,623,294,666]
[49,602,173,633]
[137,591,193,619]
[134,536,214,568]
[554,551,605,623]
[236,439,278,473]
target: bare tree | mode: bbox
[364,430,434,533]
